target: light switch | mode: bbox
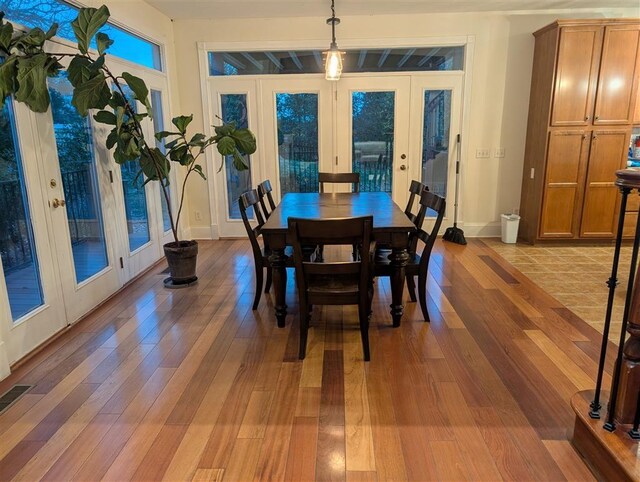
[476,148,491,158]
[495,148,505,158]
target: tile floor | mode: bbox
[484,238,633,343]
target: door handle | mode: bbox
[400,165,407,171]
[52,198,66,208]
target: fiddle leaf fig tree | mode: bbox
[0,6,255,244]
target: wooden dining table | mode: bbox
[261,192,416,328]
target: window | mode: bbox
[2,0,162,71]
[208,46,464,76]
[151,89,172,233]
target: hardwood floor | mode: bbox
[0,238,609,481]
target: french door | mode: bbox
[0,51,174,368]
[209,73,462,237]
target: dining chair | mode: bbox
[318,172,360,193]
[374,190,446,322]
[257,179,276,218]
[405,180,429,222]
[289,216,375,361]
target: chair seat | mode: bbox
[307,275,360,304]
[263,245,316,265]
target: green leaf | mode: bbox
[106,130,118,149]
[155,130,178,141]
[71,71,111,116]
[93,110,117,125]
[216,136,236,156]
[67,56,95,88]
[0,20,13,51]
[71,5,110,54]
[96,32,113,55]
[15,54,50,113]
[14,28,46,48]
[232,150,249,171]
[230,128,257,155]
[121,72,150,112]
[193,164,207,180]
[0,56,18,107]
[44,23,58,40]
[171,115,192,134]
[108,90,126,109]
[189,133,206,146]
[140,147,169,182]
[214,122,236,136]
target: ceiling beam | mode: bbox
[288,51,303,70]
[264,52,283,70]
[357,50,367,69]
[377,49,391,68]
[240,52,263,71]
[397,48,416,68]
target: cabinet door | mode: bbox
[551,26,603,127]
[580,129,631,237]
[539,130,589,238]
[593,24,640,126]
[634,89,640,124]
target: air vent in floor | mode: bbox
[0,385,32,415]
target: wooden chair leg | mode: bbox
[359,302,371,361]
[299,299,310,360]
[253,264,263,310]
[265,266,272,293]
[418,266,430,322]
[406,275,417,302]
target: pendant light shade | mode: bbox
[324,0,343,81]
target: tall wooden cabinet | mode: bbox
[519,19,640,243]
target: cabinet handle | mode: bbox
[593,135,598,140]
[595,115,600,120]
[583,134,587,139]
[585,115,590,121]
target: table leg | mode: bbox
[389,247,410,327]
[270,248,288,328]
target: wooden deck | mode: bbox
[0,238,607,481]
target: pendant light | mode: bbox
[324,0,343,81]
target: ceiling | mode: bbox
[143,0,640,20]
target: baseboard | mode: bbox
[453,222,501,238]
[0,342,11,381]
[186,224,218,240]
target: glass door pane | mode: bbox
[49,74,109,283]
[221,93,252,219]
[276,93,319,194]
[351,91,395,192]
[150,89,172,233]
[0,101,44,320]
[421,90,452,204]
[120,85,151,251]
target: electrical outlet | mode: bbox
[195,211,202,221]
[476,148,491,159]
[495,148,505,158]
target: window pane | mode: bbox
[352,92,394,193]
[0,100,44,321]
[276,93,319,194]
[49,73,109,283]
[151,90,171,233]
[421,90,451,216]
[120,86,151,251]
[3,0,162,70]
[220,94,252,219]
[209,47,463,76]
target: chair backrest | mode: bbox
[415,191,446,263]
[288,216,373,293]
[405,180,429,222]
[239,189,268,261]
[257,179,276,218]
[318,172,360,193]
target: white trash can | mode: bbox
[500,214,521,244]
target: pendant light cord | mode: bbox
[329,0,338,47]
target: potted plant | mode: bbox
[0,5,255,286]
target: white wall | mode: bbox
[171,7,638,238]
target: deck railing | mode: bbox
[0,167,94,273]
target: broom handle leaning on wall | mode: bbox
[453,133,461,227]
